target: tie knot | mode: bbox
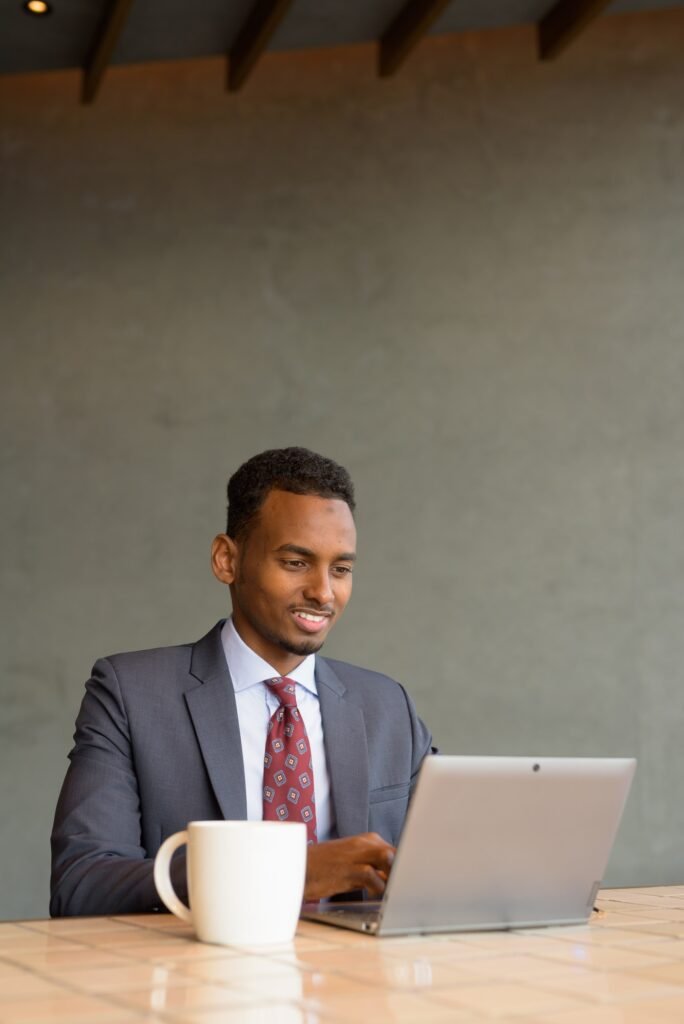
[266,677,298,708]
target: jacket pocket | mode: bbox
[368,781,411,805]
[368,784,411,846]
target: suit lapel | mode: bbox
[182,626,370,833]
[184,621,247,821]
[316,658,369,838]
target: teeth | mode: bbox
[298,612,325,622]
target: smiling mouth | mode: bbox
[291,609,332,633]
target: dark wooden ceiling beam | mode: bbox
[538,0,613,61]
[228,0,294,92]
[82,0,136,104]
[379,0,453,78]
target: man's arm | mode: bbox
[52,659,435,915]
[50,658,185,917]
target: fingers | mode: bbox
[357,864,387,898]
[358,832,396,873]
[303,834,397,900]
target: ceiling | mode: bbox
[1,0,681,81]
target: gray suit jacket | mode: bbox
[50,621,433,917]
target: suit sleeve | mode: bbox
[50,658,187,917]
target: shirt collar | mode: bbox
[221,616,317,695]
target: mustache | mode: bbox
[291,604,334,616]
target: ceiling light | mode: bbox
[24,1,52,14]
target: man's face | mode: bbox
[218,489,356,674]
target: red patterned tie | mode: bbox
[262,677,318,844]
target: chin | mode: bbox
[280,636,326,657]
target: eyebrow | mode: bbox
[275,543,357,562]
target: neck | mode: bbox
[230,615,310,676]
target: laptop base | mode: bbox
[301,901,593,937]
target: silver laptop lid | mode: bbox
[377,755,635,935]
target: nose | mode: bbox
[303,567,334,608]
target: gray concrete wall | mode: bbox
[2,10,684,920]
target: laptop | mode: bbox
[301,755,636,936]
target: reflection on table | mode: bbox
[1,887,684,1022]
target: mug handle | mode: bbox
[153,830,192,923]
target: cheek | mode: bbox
[255,576,295,605]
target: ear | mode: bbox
[211,534,239,585]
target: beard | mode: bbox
[271,631,325,658]
[237,601,328,659]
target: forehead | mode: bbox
[252,490,356,551]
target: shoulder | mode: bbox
[316,657,416,718]
[82,643,195,713]
[102,641,194,678]
[318,656,403,694]
[97,619,224,683]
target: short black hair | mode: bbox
[226,447,356,539]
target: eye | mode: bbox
[332,565,353,577]
[282,559,307,570]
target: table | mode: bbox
[1,887,684,1023]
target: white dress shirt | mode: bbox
[220,617,334,842]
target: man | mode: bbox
[51,447,433,916]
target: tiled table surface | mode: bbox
[2,888,684,1023]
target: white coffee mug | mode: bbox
[153,820,307,946]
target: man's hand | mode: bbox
[304,833,396,901]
